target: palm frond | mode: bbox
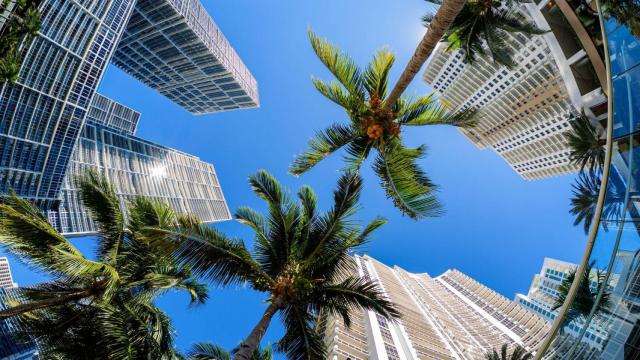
[77,169,124,263]
[311,78,361,112]
[308,29,364,98]
[188,342,231,360]
[151,216,270,288]
[313,277,401,324]
[276,305,326,360]
[372,141,442,219]
[0,191,97,278]
[363,48,395,99]
[569,172,624,234]
[289,123,359,176]
[399,96,477,127]
[565,114,606,174]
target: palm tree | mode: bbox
[565,113,606,174]
[16,296,184,359]
[0,170,207,357]
[188,343,272,360]
[485,344,532,360]
[150,170,400,360]
[424,0,546,68]
[383,0,467,107]
[569,172,625,233]
[290,31,476,219]
[0,47,21,83]
[552,261,611,326]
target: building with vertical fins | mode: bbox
[322,255,550,360]
[515,258,615,356]
[111,0,260,114]
[0,257,16,289]
[0,0,258,234]
[46,94,231,235]
[422,4,607,180]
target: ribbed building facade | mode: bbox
[323,256,550,360]
[46,94,230,235]
[0,0,137,203]
[0,0,257,234]
[422,5,607,180]
[0,257,16,289]
[514,257,616,358]
[111,0,259,114]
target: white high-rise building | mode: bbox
[422,3,607,180]
[515,258,612,356]
[322,255,550,360]
[0,257,17,289]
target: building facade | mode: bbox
[0,0,137,204]
[46,94,230,235]
[323,256,550,360]
[422,4,607,180]
[1,0,257,234]
[0,263,37,360]
[0,257,16,289]
[111,0,259,114]
[514,258,612,348]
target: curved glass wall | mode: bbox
[538,2,640,358]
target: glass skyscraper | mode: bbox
[47,94,231,235]
[0,0,137,204]
[0,0,258,234]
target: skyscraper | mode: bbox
[1,0,258,233]
[46,94,231,235]
[0,0,138,203]
[111,0,260,114]
[0,259,37,360]
[515,258,612,357]
[422,4,607,180]
[323,255,550,359]
[0,257,16,289]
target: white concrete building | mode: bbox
[323,256,550,360]
[422,3,607,180]
[0,257,17,289]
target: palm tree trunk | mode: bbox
[0,289,92,318]
[383,0,466,110]
[234,297,284,360]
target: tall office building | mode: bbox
[111,0,260,114]
[422,4,607,180]
[46,94,231,235]
[0,257,16,289]
[323,255,550,359]
[0,0,257,233]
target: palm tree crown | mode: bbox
[187,342,272,360]
[151,170,400,359]
[485,344,532,360]
[0,170,206,358]
[290,30,476,219]
[569,172,625,234]
[565,113,606,174]
[552,261,611,327]
[424,0,546,67]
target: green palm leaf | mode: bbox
[373,141,443,219]
[289,123,359,176]
[308,29,364,98]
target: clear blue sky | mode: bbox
[2,0,588,355]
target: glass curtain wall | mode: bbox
[540,2,640,358]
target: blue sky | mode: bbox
[3,0,589,355]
